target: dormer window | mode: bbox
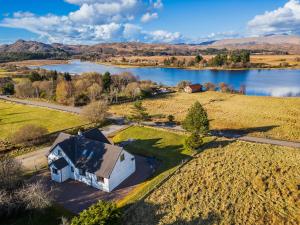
[120,154,125,162]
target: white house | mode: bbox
[47,128,136,192]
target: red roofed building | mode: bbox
[184,84,203,93]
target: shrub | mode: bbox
[177,80,191,90]
[10,124,48,144]
[184,132,203,151]
[167,114,175,122]
[129,100,150,122]
[204,82,216,91]
[1,82,14,95]
[74,93,90,107]
[81,100,108,124]
[182,101,209,135]
[71,200,122,225]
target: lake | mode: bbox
[37,60,300,97]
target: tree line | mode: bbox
[4,69,158,106]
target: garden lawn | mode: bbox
[0,100,85,140]
[113,126,207,207]
[125,139,300,225]
[110,92,300,142]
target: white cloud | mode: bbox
[141,12,158,23]
[248,0,300,35]
[147,30,182,43]
[0,0,178,44]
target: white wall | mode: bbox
[108,150,136,192]
[48,146,135,192]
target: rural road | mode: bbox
[2,95,300,149]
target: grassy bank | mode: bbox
[110,92,300,142]
[113,126,200,207]
[0,100,85,140]
[125,140,300,224]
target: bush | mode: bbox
[184,132,203,151]
[81,100,108,124]
[74,93,90,107]
[10,124,48,144]
[167,114,175,122]
[177,80,191,90]
[1,82,14,95]
[71,200,122,225]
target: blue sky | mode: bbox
[0,0,298,44]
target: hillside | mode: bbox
[1,35,300,60]
[125,140,300,224]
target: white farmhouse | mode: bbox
[47,128,136,192]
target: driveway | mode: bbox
[35,155,154,214]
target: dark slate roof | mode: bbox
[51,157,68,170]
[83,128,110,144]
[49,129,123,178]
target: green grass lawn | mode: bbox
[0,100,85,140]
[113,126,206,207]
[0,205,74,225]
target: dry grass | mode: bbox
[4,59,69,67]
[109,55,300,69]
[109,92,300,142]
[125,140,300,225]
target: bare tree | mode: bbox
[81,100,108,124]
[0,155,22,190]
[10,124,48,145]
[15,79,34,98]
[17,181,52,211]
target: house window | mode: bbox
[52,168,58,175]
[71,167,74,172]
[120,154,125,162]
[79,169,86,176]
[97,176,104,183]
[57,149,61,156]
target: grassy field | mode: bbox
[113,126,200,207]
[0,100,85,140]
[110,92,300,142]
[125,140,300,225]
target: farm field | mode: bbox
[113,126,200,207]
[110,92,300,142]
[0,100,85,140]
[125,140,300,225]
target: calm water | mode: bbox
[37,60,300,97]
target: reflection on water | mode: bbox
[35,60,300,97]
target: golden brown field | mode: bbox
[4,59,69,67]
[107,54,300,69]
[125,140,300,225]
[109,92,300,142]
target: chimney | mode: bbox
[78,130,83,136]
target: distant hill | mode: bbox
[0,35,300,62]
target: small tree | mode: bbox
[130,101,149,122]
[74,93,90,107]
[167,114,175,123]
[1,83,14,95]
[71,200,122,225]
[184,132,203,151]
[10,124,48,144]
[195,55,203,63]
[81,100,108,124]
[102,72,111,91]
[182,101,209,136]
[177,80,191,90]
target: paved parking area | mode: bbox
[35,155,154,214]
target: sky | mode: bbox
[0,0,299,44]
